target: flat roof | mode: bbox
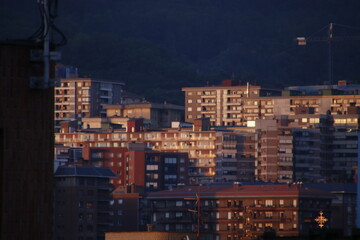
[55,165,117,178]
[146,184,332,199]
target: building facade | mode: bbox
[55,78,125,124]
[183,80,360,127]
[54,166,116,240]
[143,183,333,240]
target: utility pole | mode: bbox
[186,192,201,239]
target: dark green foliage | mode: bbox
[2,0,360,104]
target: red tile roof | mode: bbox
[146,184,332,199]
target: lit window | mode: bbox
[265,200,273,206]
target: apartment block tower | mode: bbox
[182,80,281,126]
[0,42,55,240]
[254,113,360,183]
[55,78,125,124]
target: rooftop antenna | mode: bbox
[28,0,66,89]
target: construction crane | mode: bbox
[295,23,360,84]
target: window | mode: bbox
[279,199,284,206]
[86,202,93,208]
[146,165,158,170]
[227,224,231,230]
[279,223,284,230]
[165,212,170,218]
[176,201,183,206]
[265,223,273,228]
[188,99,193,103]
[265,200,273,206]
[118,199,123,204]
[265,212,273,218]
[165,158,177,164]
[188,107,192,111]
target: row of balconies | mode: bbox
[248,204,297,209]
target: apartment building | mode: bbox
[182,80,281,126]
[183,80,360,127]
[55,78,125,123]
[54,166,116,240]
[254,119,292,183]
[109,188,141,232]
[81,144,189,191]
[82,146,129,188]
[56,119,242,184]
[253,113,359,183]
[54,144,82,171]
[143,183,333,240]
[215,130,256,182]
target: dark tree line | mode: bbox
[2,0,360,104]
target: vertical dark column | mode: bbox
[0,128,3,237]
[0,42,54,240]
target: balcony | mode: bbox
[202,102,216,106]
[225,101,242,106]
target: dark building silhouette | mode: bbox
[0,41,55,239]
[54,165,116,240]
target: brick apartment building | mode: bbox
[182,80,281,126]
[143,183,333,240]
[54,166,116,240]
[80,144,189,191]
[55,78,125,124]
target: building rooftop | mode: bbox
[146,183,332,199]
[55,165,117,178]
[104,101,184,110]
